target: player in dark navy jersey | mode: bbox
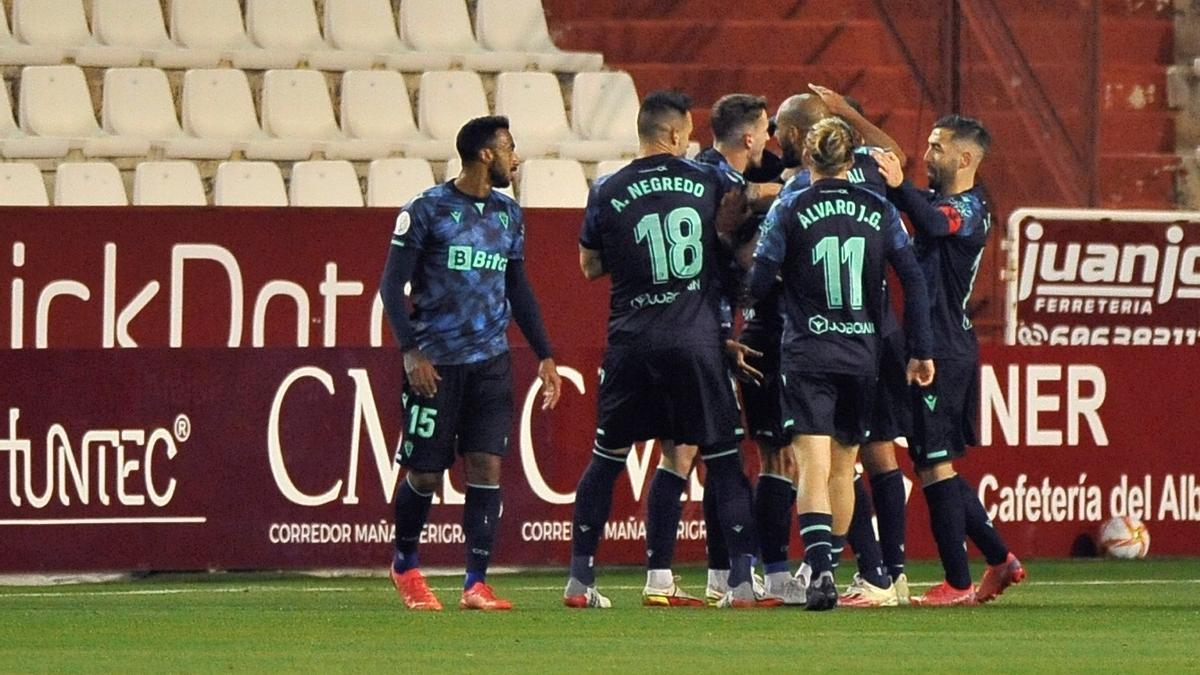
[874,114,1026,606]
[745,117,935,610]
[564,90,771,609]
[380,115,562,612]
[694,93,807,605]
[772,89,920,607]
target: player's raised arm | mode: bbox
[809,83,908,164]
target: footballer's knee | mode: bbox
[861,440,900,476]
[464,452,502,486]
[759,442,795,478]
[917,461,956,486]
[406,470,442,495]
[659,442,698,475]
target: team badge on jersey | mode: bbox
[394,211,411,236]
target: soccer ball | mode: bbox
[1099,516,1150,559]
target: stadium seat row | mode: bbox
[2,66,640,162]
[0,0,602,73]
[0,157,632,208]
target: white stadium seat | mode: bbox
[518,158,589,208]
[400,0,531,72]
[595,158,632,179]
[0,2,66,65]
[443,156,515,199]
[475,0,603,73]
[568,71,641,160]
[102,68,232,159]
[245,0,372,71]
[261,69,392,160]
[91,0,220,69]
[289,160,364,207]
[132,161,207,205]
[366,158,436,207]
[495,71,577,159]
[0,162,49,205]
[54,161,128,205]
[340,70,445,160]
[323,0,453,72]
[13,0,141,67]
[417,70,490,159]
[170,0,298,70]
[181,68,312,161]
[214,161,287,206]
[0,79,69,158]
[18,65,150,157]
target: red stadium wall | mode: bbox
[543,0,1182,342]
[1,207,1197,574]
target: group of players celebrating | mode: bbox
[381,83,1027,611]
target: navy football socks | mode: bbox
[798,512,834,576]
[755,474,795,575]
[704,452,758,588]
[870,469,908,581]
[645,468,687,570]
[956,475,1010,566]
[703,479,730,572]
[924,477,973,589]
[463,484,501,589]
[393,474,434,573]
[846,475,891,588]
[569,450,626,586]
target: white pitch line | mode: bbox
[1,578,1199,599]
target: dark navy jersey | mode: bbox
[753,178,913,374]
[580,153,743,347]
[389,181,524,365]
[910,184,992,358]
[744,148,893,341]
[789,146,889,197]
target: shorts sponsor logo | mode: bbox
[923,394,938,412]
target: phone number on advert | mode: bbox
[1016,323,1200,346]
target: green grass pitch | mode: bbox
[1,559,1198,672]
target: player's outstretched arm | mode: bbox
[506,259,561,410]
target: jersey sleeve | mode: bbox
[390,197,431,250]
[881,202,913,254]
[752,198,789,264]
[508,202,526,260]
[579,182,605,250]
[940,192,987,238]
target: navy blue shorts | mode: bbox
[908,357,978,469]
[397,353,513,472]
[594,342,742,450]
[867,330,913,443]
[780,371,874,446]
[738,331,787,446]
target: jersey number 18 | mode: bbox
[635,207,703,283]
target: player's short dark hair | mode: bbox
[637,90,692,140]
[934,114,991,154]
[710,93,768,145]
[456,115,510,163]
